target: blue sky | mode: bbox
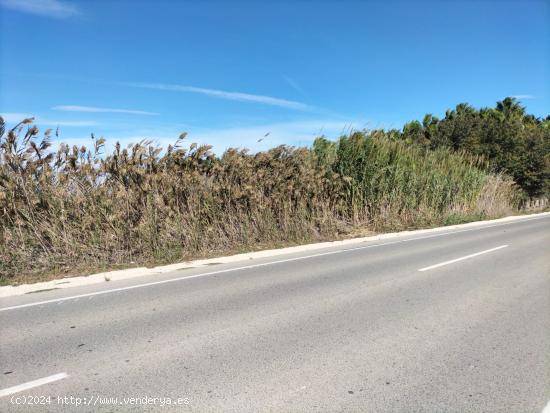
[0,0,548,152]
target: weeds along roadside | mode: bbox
[0,117,520,284]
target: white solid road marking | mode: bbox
[0,373,68,398]
[0,248,359,313]
[0,215,546,313]
[418,245,509,272]
[541,400,550,413]
[0,231,479,313]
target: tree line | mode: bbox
[391,98,549,198]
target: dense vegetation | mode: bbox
[396,98,549,198]
[0,103,529,284]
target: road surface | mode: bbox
[1,215,549,412]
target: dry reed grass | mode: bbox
[0,117,521,284]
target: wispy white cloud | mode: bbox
[106,119,366,154]
[282,74,308,98]
[191,120,364,151]
[53,105,159,116]
[1,112,33,123]
[511,94,536,100]
[0,0,79,18]
[1,112,98,127]
[125,82,314,111]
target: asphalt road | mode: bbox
[1,215,549,412]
